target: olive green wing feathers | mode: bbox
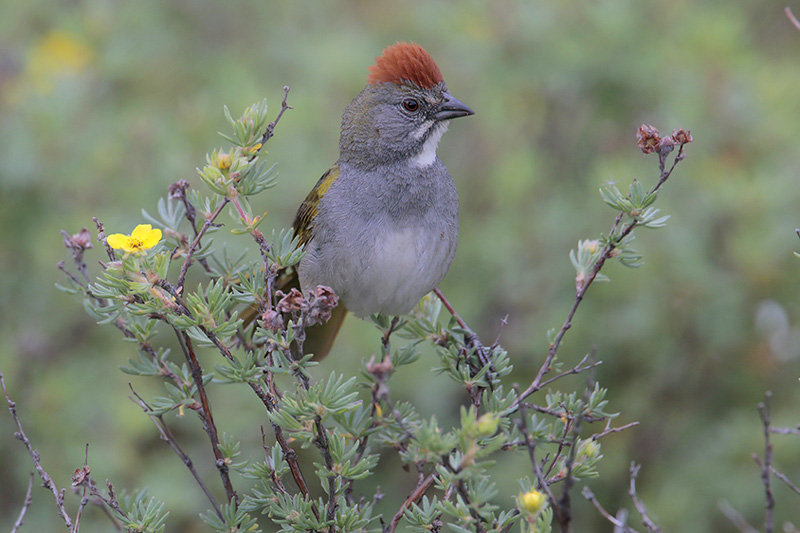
[293,164,340,246]
[245,163,346,360]
[289,163,348,360]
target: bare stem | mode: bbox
[313,416,338,526]
[11,472,34,533]
[629,463,661,532]
[176,197,229,291]
[754,392,775,533]
[256,86,293,151]
[582,486,638,532]
[388,472,438,533]
[434,287,491,370]
[719,499,759,533]
[515,389,561,521]
[769,464,800,496]
[129,385,222,519]
[93,217,117,262]
[1,371,74,529]
[786,6,800,31]
[176,329,238,504]
[516,140,687,407]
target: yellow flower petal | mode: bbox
[518,490,546,515]
[106,233,132,251]
[107,224,162,252]
[142,228,162,248]
[130,224,154,240]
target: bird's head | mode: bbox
[339,42,474,169]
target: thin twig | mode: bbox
[155,278,304,500]
[628,463,661,532]
[60,229,91,284]
[93,217,117,262]
[769,464,800,496]
[273,421,313,498]
[592,421,640,440]
[176,329,238,504]
[2,371,74,529]
[553,383,595,531]
[176,197,229,291]
[313,416,338,527]
[433,288,491,370]
[754,392,775,533]
[515,209,622,405]
[388,473,438,533]
[520,402,608,424]
[719,499,759,533]
[787,6,800,31]
[72,445,91,533]
[129,385,222,518]
[11,472,34,533]
[769,424,800,436]
[454,478,487,533]
[58,247,186,388]
[582,486,639,532]
[515,141,687,407]
[256,86,293,150]
[515,389,560,519]
[537,353,603,390]
[57,260,86,288]
[260,427,288,495]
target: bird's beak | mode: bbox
[434,93,475,121]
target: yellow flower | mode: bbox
[518,489,546,515]
[107,224,162,253]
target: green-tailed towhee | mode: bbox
[280,42,473,357]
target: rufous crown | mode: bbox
[367,42,444,89]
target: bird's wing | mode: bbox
[292,164,340,246]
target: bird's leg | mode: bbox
[381,316,400,356]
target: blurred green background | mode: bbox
[2,0,800,531]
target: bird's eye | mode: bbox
[402,98,419,112]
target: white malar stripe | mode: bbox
[411,120,434,140]
[410,121,449,168]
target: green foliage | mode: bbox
[31,94,687,533]
[267,229,305,269]
[116,490,170,533]
[6,4,800,531]
[200,499,260,533]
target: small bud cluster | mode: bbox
[64,227,93,251]
[636,124,693,155]
[365,354,393,381]
[271,285,339,329]
[518,489,547,515]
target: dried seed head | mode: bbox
[168,179,190,199]
[70,228,93,250]
[365,354,394,380]
[306,285,339,326]
[260,309,284,333]
[276,288,305,314]
[657,135,675,156]
[672,128,693,145]
[636,124,661,154]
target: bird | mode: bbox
[271,42,473,358]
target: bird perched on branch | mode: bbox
[271,42,473,358]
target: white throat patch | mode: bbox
[410,121,449,168]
